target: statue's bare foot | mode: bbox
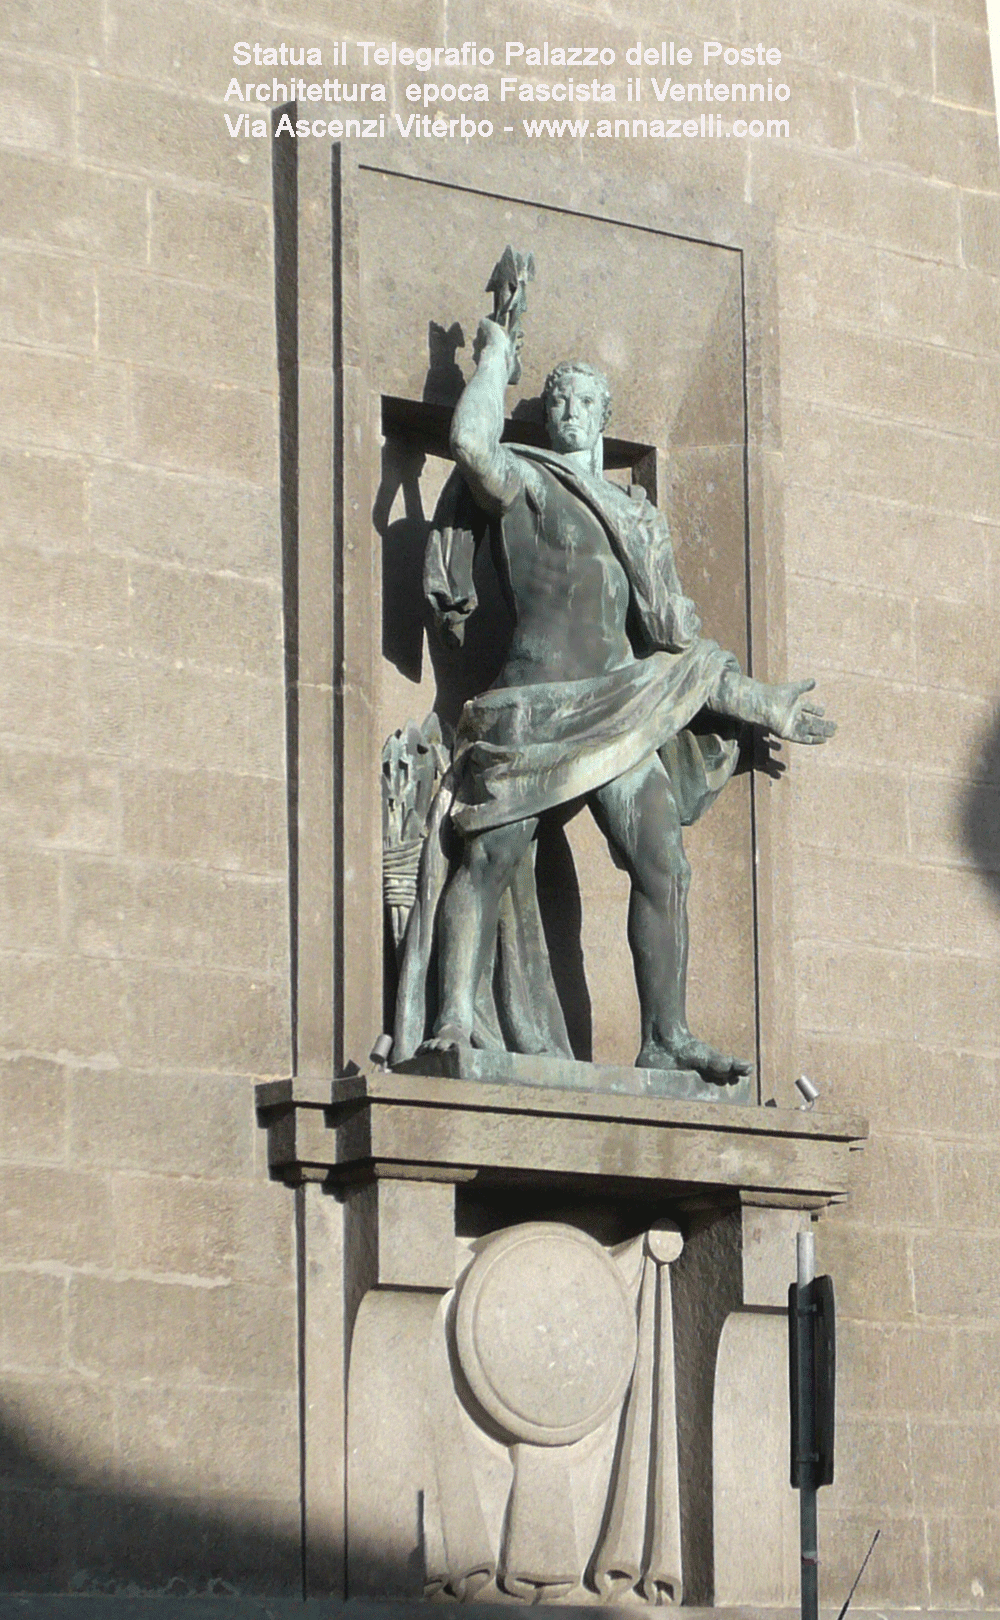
[637,1032,752,1084]
[767,679,836,745]
[418,1022,471,1056]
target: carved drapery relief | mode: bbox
[419,1220,684,1604]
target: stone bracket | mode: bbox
[256,1070,866,1209]
[257,1072,867,1606]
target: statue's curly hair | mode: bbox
[542,361,613,430]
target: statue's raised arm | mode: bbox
[448,318,522,512]
[449,245,536,513]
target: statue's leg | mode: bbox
[425,816,538,1050]
[591,755,751,1082]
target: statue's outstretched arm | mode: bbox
[713,669,837,744]
[449,319,524,513]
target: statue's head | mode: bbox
[542,361,612,456]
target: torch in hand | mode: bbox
[485,245,536,385]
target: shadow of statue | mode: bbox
[423,320,466,406]
[377,436,428,685]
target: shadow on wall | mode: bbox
[962,714,1000,892]
[0,1409,304,1597]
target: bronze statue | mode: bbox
[392,252,834,1083]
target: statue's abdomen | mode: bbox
[496,482,634,686]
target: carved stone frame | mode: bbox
[281,140,793,1095]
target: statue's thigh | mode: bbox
[590,754,685,876]
[462,816,537,889]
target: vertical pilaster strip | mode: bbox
[295,135,336,1079]
[302,1179,347,1595]
[740,225,794,1103]
[272,105,300,1072]
[335,155,383,1072]
[285,130,347,1595]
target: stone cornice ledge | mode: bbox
[256,1072,868,1211]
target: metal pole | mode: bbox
[797,1230,818,1620]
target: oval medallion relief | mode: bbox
[455,1222,638,1446]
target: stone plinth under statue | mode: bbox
[394,1044,754,1105]
[258,1071,864,1206]
[257,1071,866,1606]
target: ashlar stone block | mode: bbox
[0,1054,67,1162]
[0,148,146,262]
[0,54,75,157]
[69,1071,254,1178]
[934,18,995,110]
[0,245,96,353]
[149,188,272,297]
[75,75,272,199]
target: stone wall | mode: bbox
[1,0,999,1606]
[0,0,298,1590]
[772,5,1000,1601]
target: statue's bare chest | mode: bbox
[500,473,631,620]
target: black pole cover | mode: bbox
[789,1274,836,1488]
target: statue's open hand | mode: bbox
[770,678,837,744]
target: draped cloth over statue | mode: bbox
[451,646,737,835]
[393,445,744,1064]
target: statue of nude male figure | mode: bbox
[417,314,833,1083]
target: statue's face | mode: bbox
[545,373,605,454]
